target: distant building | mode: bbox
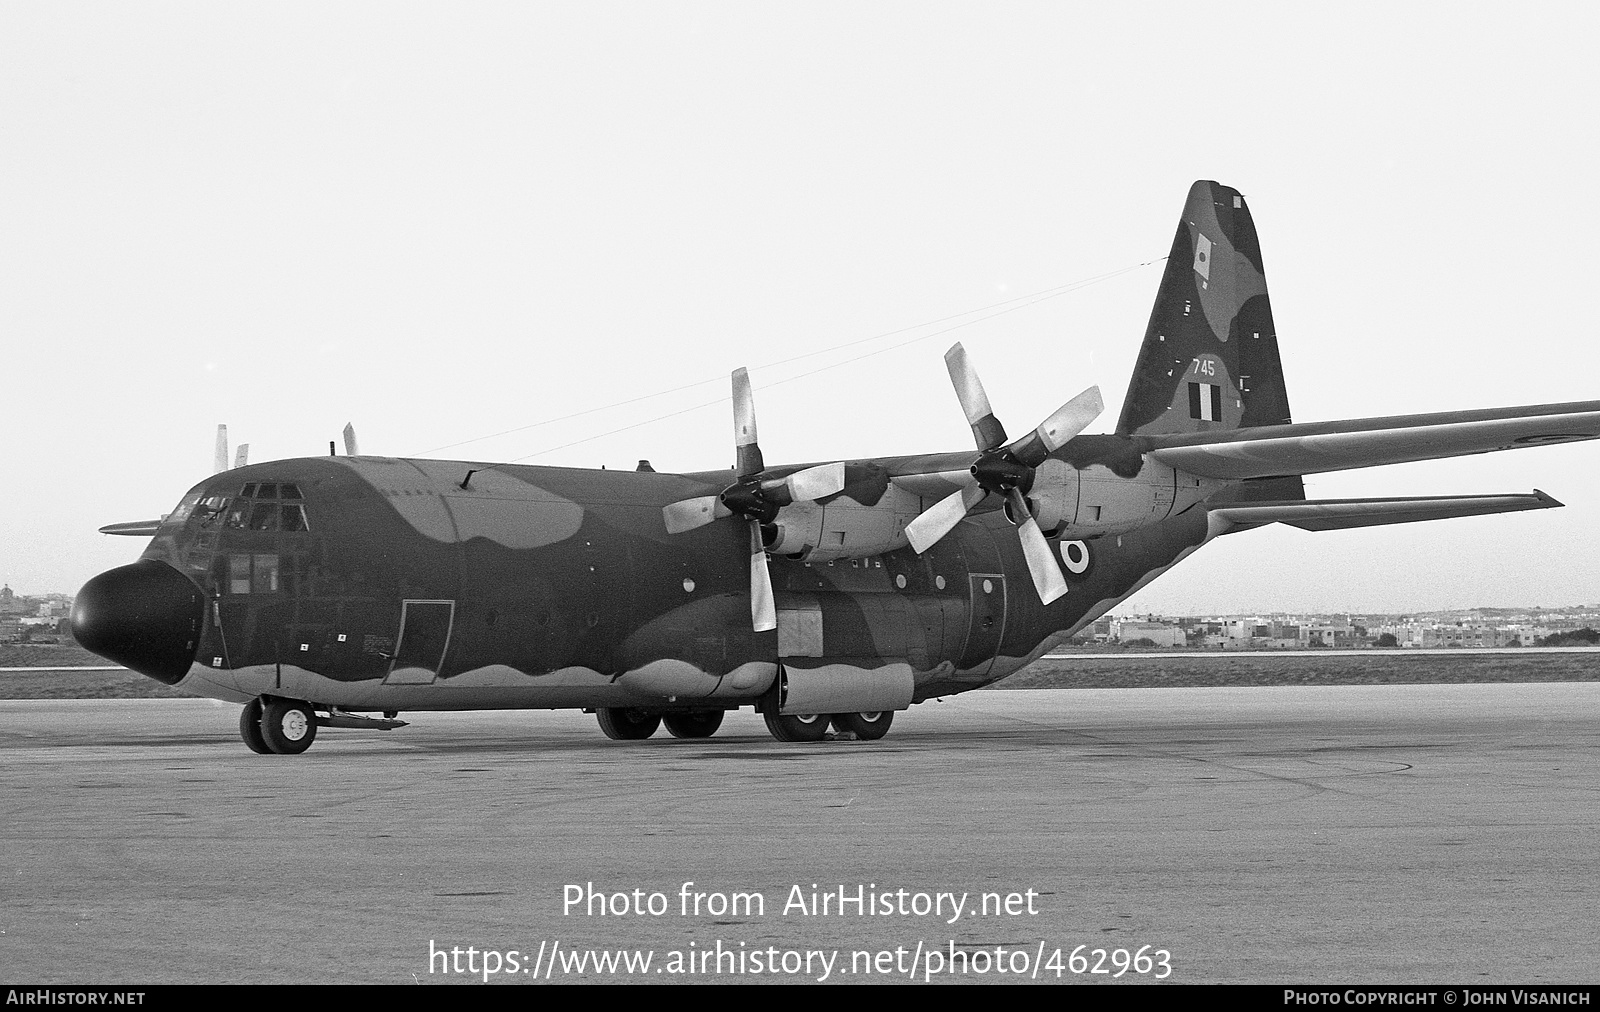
[1114,620,1186,648]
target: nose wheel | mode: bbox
[239,698,272,754]
[239,698,319,754]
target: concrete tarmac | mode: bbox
[1,684,1597,985]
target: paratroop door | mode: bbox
[384,600,455,685]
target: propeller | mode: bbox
[213,425,249,473]
[661,368,847,632]
[903,342,1104,604]
[213,425,230,475]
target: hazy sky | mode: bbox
[4,3,1599,614]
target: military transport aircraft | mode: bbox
[70,180,1600,754]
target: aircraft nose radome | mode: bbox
[70,561,205,685]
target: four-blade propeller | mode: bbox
[214,424,249,473]
[661,368,847,632]
[902,342,1104,604]
[665,345,1101,626]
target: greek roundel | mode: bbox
[1193,233,1212,281]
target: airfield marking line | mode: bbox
[1041,648,1600,659]
[0,666,128,672]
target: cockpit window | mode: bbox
[280,504,309,532]
[226,483,310,531]
[161,493,203,528]
[248,503,281,531]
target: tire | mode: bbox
[831,711,894,741]
[259,699,318,754]
[596,708,661,740]
[239,698,272,754]
[763,711,830,743]
[662,710,724,739]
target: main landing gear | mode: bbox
[237,696,407,754]
[592,707,894,743]
[762,710,894,742]
[594,708,725,740]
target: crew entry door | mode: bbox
[384,600,455,685]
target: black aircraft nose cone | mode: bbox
[71,561,205,685]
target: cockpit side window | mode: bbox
[160,493,203,529]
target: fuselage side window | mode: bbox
[251,554,279,594]
[228,553,282,594]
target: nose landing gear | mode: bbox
[237,697,407,753]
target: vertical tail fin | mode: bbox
[1117,181,1293,437]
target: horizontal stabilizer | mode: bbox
[1147,402,1600,480]
[1209,491,1560,534]
[98,520,163,537]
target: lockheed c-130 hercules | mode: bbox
[70,180,1600,754]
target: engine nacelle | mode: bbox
[764,482,926,561]
[1029,457,1223,538]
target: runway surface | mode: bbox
[2,684,1597,985]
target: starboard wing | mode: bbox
[1145,402,1600,481]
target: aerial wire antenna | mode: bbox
[444,255,1164,481]
[415,257,1163,460]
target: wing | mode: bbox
[98,520,163,536]
[1209,491,1560,533]
[1144,402,1600,480]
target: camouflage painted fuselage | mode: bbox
[137,449,1220,713]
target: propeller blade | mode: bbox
[662,496,728,535]
[213,425,229,474]
[732,367,764,477]
[749,523,777,632]
[234,444,249,469]
[781,461,846,502]
[944,343,1008,450]
[1034,386,1104,454]
[1003,386,1105,467]
[342,422,359,457]
[1016,515,1069,604]
[904,484,986,554]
